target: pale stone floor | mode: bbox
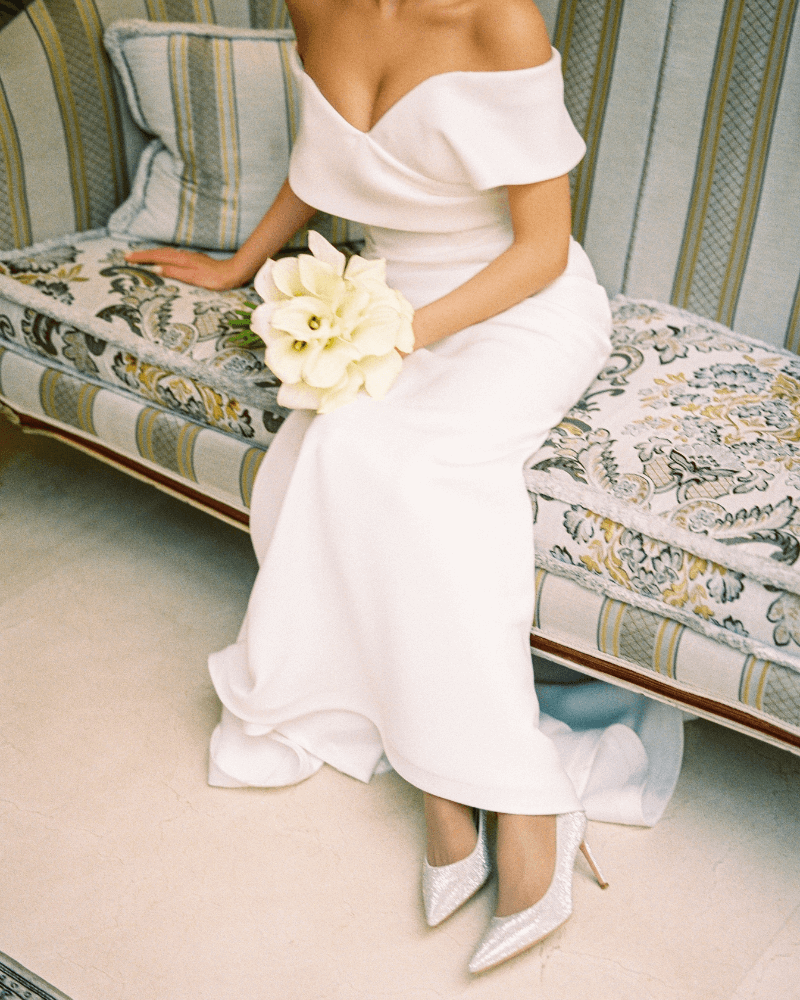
[2,417,799,1000]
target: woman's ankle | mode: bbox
[495,813,557,917]
[424,794,477,867]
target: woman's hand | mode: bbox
[123,179,319,291]
[124,247,247,290]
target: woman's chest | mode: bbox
[287,0,493,134]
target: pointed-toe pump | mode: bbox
[422,809,491,927]
[469,810,607,974]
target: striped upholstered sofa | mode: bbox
[2,0,799,756]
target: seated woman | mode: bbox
[128,0,678,974]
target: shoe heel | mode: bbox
[579,841,608,889]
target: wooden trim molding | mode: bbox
[531,631,800,754]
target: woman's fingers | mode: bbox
[122,248,239,289]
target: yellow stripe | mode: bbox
[216,39,240,250]
[39,368,59,419]
[182,36,197,245]
[571,0,625,243]
[280,40,299,142]
[754,659,772,710]
[597,598,611,654]
[27,0,89,229]
[77,383,100,435]
[533,567,546,629]
[171,35,197,246]
[552,0,579,74]
[740,655,756,704]
[214,40,228,248]
[654,618,683,678]
[176,423,201,480]
[263,0,291,29]
[145,0,168,20]
[136,408,160,463]
[192,0,214,23]
[612,602,626,658]
[0,78,31,248]
[239,446,265,508]
[672,0,745,308]
[597,598,625,657]
[740,655,773,708]
[73,0,127,205]
[665,620,683,678]
[785,276,800,354]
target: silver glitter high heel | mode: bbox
[422,809,491,927]
[469,811,607,974]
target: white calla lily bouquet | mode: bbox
[236,232,415,414]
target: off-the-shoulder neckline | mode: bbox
[290,43,560,136]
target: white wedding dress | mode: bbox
[207,45,684,824]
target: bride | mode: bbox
[128,0,617,973]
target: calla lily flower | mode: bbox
[317,363,366,414]
[359,351,404,398]
[302,337,362,389]
[266,332,324,384]
[251,231,415,413]
[278,379,324,410]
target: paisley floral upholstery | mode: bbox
[0,231,293,446]
[527,299,800,689]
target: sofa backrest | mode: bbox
[537,0,799,350]
[1,0,798,350]
[0,0,294,253]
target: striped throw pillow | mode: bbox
[105,19,334,251]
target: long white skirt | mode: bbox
[208,236,684,822]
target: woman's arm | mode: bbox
[124,179,317,290]
[409,173,573,352]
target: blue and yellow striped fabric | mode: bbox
[0,0,294,251]
[538,0,800,350]
[0,340,271,518]
[104,21,359,250]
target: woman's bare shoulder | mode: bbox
[284,0,330,38]
[472,0,551,71]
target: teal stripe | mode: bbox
[555,0,627,244]
[0,75,31,249]
[785,271,800,353]
[672,0,800,323]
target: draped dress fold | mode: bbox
[207,45,684,824]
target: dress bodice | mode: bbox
[287,44,586,237]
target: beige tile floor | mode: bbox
[2,416,800,1000]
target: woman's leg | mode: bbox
[494,813,556,917]
[423,793,479,866]
[424,792,557,916]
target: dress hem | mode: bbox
[381,740,582,815]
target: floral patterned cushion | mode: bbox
[0,230,290,446]
[526,299,800,676]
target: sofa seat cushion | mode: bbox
[532,567,800,737]
[0,230,289,446]
[0,343,266,519]
[526,298,800,681]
